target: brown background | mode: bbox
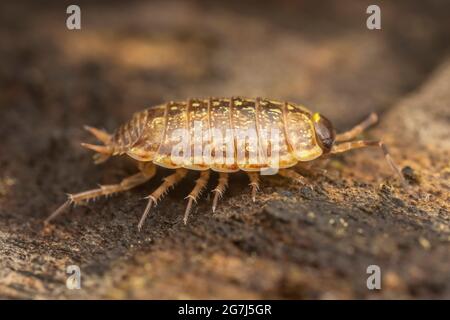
[0,0,449,299]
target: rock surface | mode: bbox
[0,0,449,299]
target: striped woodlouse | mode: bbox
[46,97,405,230]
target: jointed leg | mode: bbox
[335,113,378,142]
[138,168,188,231]
[247,172,260,202]
[331,140,405,184]
[212,172,229,213]
[296,161,328,178]
[46,162,156,224]
[183,170,210,224]
[279,169,310,187]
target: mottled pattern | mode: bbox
[112,105,166,161]
[285,102,323,161]
[110,97,319,172]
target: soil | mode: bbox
[0,0,449,299]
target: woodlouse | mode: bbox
[46,97,405,230]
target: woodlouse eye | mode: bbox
[312,113,336,152]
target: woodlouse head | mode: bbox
[312,113,336,152]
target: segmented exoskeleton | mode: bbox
[47,97,405,230]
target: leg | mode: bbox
[279,168,311,188]
[331,140,405,184]
[335,113,378,142]
[138,168,188,231]
[296,160,328,178]
[183,170,210,224]
[46,162,156,224]
[212,172,229,213]
[247,172,260,202]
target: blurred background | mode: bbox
[0,0,449,299]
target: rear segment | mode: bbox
[111,105,166,161]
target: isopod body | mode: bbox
[47,97,405,229]
[111,97,326,171]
